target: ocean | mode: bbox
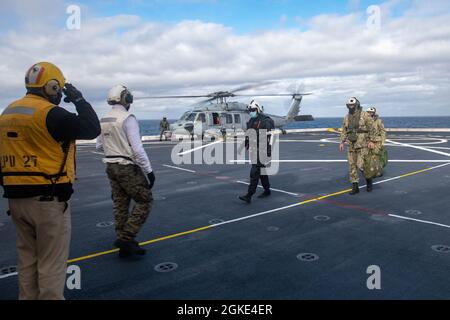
[139,117,450,136]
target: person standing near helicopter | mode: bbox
[239,100,274,204]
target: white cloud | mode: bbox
[0,0,449,119]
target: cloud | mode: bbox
[0,0,449,119]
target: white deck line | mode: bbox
[73,128,450,145]
[229,159,450,163]
[162,162,450,230]
[235,180,299,196]
[386,139,450,157]
[0,272,18,280]
[177,140,223,155]
[211,163,450,228]
[388,215,450,229]
[162,164,196,173]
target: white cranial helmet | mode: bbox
[107,85,133,105]
[366,106,376,113]
[346,97,360,108]
[248,100,263,113]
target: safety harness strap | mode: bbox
[105,155,134,162]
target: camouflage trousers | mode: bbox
[106,163,153,242]
[347,147,368,183]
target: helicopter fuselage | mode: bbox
[170,101,294,137]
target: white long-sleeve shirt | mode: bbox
[96,106,152,174]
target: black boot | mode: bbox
[366,179,373,192]
[119,240,146,257]
[119,248,131,258]
[257,189,271,198]
[349,183,359,195]
[113,239,125,248]
[239,194,252,204]
[115,239,132,258]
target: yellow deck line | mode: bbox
[68,226,212,263]
[66,165,445,264]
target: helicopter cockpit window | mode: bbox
[185,112,197,122]
[196,113,206,123]
[234,114,241,124]
[226,114,233,124]
[180,111,190,120]
[212,113,220,125]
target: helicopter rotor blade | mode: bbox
[230,80,278,94]
[134,94,210,100]
[186,97,216,109]
[234,93,312,97]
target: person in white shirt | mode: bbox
[96,85,155,257]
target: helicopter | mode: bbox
[136,83,314,139]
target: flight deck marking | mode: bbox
[67,225,212,263]
[314,215,331,221]
[0,266,18,279]
[297,253,319,262]
[323,136,447,146]
[177,140,223,156]
[431,245,450,253]
[230,159,450,163]
[1,163,447,271]
[386,139,450,157]
[427,146,450,150]
[236,181,299,196]
[154,262,178,273]
[163,164,196,173]
[96,221,114,228]
[388,215,450,229]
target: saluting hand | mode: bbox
[63,83,84,104]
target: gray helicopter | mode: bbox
[136,84,313,139]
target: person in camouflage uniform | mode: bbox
[366,106,386,153]
[97,85,155,258]
[159,117,170,141]
[339,97,377,194]
[106,163,153,247]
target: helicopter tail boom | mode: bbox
[286,95,303,120]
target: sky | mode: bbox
[0,0,449,119]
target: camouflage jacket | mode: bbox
[372,116,386,145]
[340,109,376,149]
[160,120,170,131]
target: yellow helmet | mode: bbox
[25,62,65,89]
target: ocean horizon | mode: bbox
[139,116,450,136]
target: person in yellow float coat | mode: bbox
[0,62,100,300]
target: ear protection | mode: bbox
[121,90,133,104]
[44,79,62,96]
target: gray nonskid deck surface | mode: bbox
[1,132,449,299]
